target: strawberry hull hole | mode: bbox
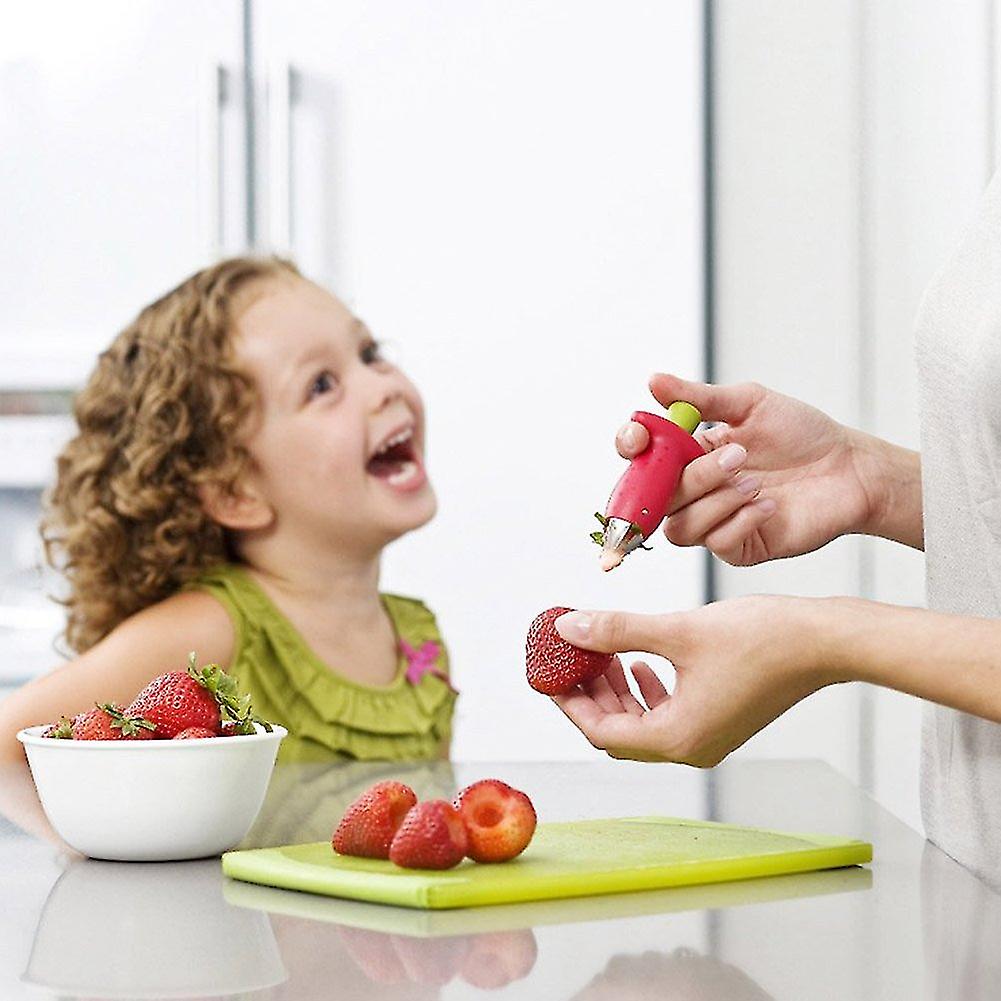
[474,805,504,828]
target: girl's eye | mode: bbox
[361,340,385,365]
[308,370,338,400]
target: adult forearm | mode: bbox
[851,430,924,550]
[826,598,1001,722]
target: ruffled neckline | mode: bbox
[225,565,424,695]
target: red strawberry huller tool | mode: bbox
[595,401,704,571]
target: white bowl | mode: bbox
[17,723,286,861]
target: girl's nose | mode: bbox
[366,368,405,414]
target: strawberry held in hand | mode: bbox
[526,606,614,695]
[333,781,419,859]
[389,800,469,870]
[454,779,536,863]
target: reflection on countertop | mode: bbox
[2,759,1000,1000]
[23,857,286,999]
[571,948,773,1001]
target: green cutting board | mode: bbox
[222,817,872,911]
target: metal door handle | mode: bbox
[199,62,227,258]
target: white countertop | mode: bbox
[0,758,995,1000]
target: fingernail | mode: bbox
[619,423,641,451]
[756,497,777,515]
[556,611,592,643]
[716,443,747,472]
[734,474,760,496]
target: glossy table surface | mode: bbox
[2,757,998,1000]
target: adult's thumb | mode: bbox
[555,609,678,657]
[648,372,761,425]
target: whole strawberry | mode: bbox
[42,716,75,739]
[389,800,469,870]
[173,726,217,740]
[72,703,156,741]
[454,779,537,863]
[333,781,419,859]
[127,653,267,739]
[525,606,613,695]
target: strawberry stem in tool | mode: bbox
[590,512,608,547]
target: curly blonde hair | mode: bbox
[42,256,301,653]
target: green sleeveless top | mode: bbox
[185,565,457,764]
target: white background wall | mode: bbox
[0,2,708,764]
[254,0,707,762]
[8,2,1000,822]
[712,0,996,831]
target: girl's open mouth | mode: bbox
[366,426,426,491]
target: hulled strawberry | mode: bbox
[333,781,418,859]
[389,800,469,870]
[127,652,269,739]
[525,606,613,695]
[454,779,537,863]
[71,703,156,741]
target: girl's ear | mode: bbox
[198,479,275,532]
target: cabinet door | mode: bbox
[256,1,705,760]
[0,1,245,380]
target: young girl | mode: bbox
[0,256,456,764]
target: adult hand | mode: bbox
[614,373,909,564]
[550,599,843,767]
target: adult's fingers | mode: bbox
[665,475,762,546]
[555,609,690,658]
[552,690,660,756]
[615,420,649,459]
[630,661,670,709]
[648,373,763,426]
[582,674,626,715]
[703,496,778,565]
[601,657,646,716]
[668,444,749,513]
[550,688,612,752]
[696,422,738,452]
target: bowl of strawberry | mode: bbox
[17,654,285,862]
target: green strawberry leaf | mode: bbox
[591,513,611,546]
[629,523,653,551]
[46,715,74,739]
[98,702,156,736]
[186,651,275,735]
